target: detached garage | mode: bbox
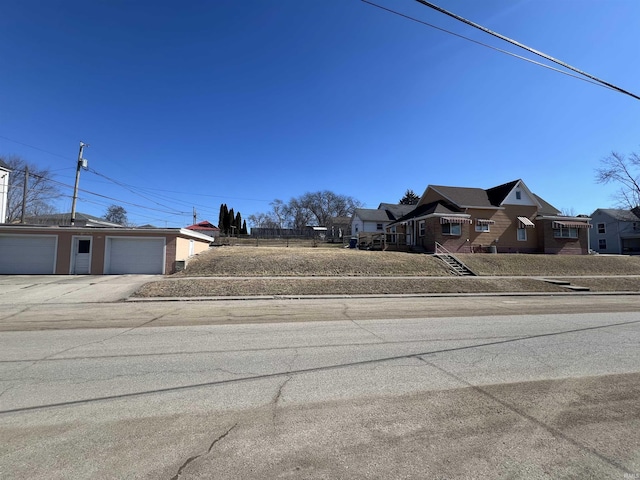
[0,226,212,275]
[0,235,57,274]
[105,237,166,274]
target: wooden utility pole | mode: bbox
[21,166,28,223]
[70,142,88,226]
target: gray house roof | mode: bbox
[377,203,416,219]
[391,200,463,225]
[427,179,559,213]
[353,208,393,222]
[592,208,640,222]
[22,212,123,227]
[429,185,495,208]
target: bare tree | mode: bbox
[249,191,363,231]
[596,151,640,209]
[283,197,313,230]
[297,191,363,226]
[270,199,286,229]
[247,212,278,229]
[2,155,61,223]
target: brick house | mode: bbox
[386,179,592,254]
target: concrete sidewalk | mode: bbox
[0,275,162,304]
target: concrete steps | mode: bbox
[542,278,590,291]
[436,254,476,276]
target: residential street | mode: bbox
[1,280,639,479]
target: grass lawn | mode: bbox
[131,246,640,297]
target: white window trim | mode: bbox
[553,227,578,238]
[442,223,461,236]
[517,228,527,241]
[475,223,490,232]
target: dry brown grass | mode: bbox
[133,277,567,298]
[458,254,640,276]
[133,247,640,297]
[179,246,451,276]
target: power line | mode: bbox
[361,0,629,96]
[87,168,186,215]
[411,0,640,101]
[25,170,191,215]
[0,134,73,161]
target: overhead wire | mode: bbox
[2,134,267,221]
[86,168,186,215]
[412,0,640,101]
[361,0,628,96]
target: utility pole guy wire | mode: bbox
[414,0,640,101]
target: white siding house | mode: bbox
[590,208,640,254]
[0,160,10,223]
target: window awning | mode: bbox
[476,219,496,225]
[552,221,592,229]
[440,216,472,224]
[517,216,535,228]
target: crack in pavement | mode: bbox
[4,317,639,415]
[413,355,635,475]
[170,423,238,480]
[272,376,291,424]
[0,306,34,322]
[6,309,181,379]
[342,301,387,343]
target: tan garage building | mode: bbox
[0,225,213,275]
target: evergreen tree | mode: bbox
[399,189,420,205]
[218,204,226,231]
[235,212,242,235]
[241,219,247,235]
[228,208,235,234]
[225,205,230,233]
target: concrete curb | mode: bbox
[126,291,640,302]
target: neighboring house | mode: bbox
[0,224,212,275]
[185,220,220,240]
[22,212,123,228]
[351,203,415,237]
[589,208,640,254]
[386,179,592,255]
[326,216,351,242]
[0,160,10,223]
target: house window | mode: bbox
[597,223,606,234]
[515,190,522,200]
[376,223,383,231]
[419,221,425,237]
[517,228,527,241]
[599,238,607,250]
[442,223,461,236]
[475,223,490,233]
[554,226,578,238]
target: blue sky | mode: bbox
[1,0,639,227]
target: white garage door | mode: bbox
[105,237,165,274]
[0,235,57,274]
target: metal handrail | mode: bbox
[434,242,452,255]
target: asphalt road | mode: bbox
[1,285,640,479]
